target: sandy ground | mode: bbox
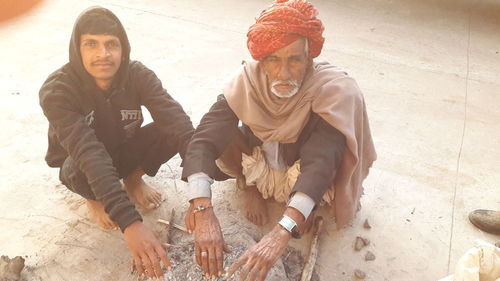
[1,0,499,280]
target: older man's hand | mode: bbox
[185,198,230,279]
[226,225,291,281]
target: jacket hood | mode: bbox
[69,6,131,90]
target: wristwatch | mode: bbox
[278,215,301,239]
[192,205,213,214]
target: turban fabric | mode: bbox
[247,0,325,60]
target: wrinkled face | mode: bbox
[261,37,311,98]
[80,33,122,88]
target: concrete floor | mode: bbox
[0,0,499,280]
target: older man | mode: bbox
[182,0,376,280]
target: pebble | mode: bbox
[365,251,376,261]
[354,269,366,279]
[354,236,370,251]
[363,219,371,229]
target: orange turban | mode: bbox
[247,0,325,61]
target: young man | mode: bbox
[181,0,377,280]
[39,7,194,279]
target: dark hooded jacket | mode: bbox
[39,7,194,231]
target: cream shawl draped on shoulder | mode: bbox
[223,60,377,228]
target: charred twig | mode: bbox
[157,219,189,233]
[300,216,324,281]
[158,207,175,244]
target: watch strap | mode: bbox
[278,215,301,239]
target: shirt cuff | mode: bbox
[288,192,315,219]
[187,172,214,201]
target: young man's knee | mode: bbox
[59,157,96,200]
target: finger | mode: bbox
[157,244,172,271]
[247,264,261,281]
[154,191,161,201]
[189,214,195,233]
[195,244,202,266]
[201,249,209,277]
[216,247,223,276]
[226,253,248,278]
[257,266,269,281]
[208,247,217,278]
[186,205,195,233]
[152,195,160,206]
[223,244,232,254]
[238,258,254,281]
[162,243,172,249]
[133,255,144,277]
[129,259,135,274]
[146,249,163,279]
[184,208,191,233]
[140,253,154,279]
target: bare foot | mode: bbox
[86,200,118,230]
[298,212,316,235]
[124,169,162,210]
[243,185,269,226]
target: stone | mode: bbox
[365,251,376,261]
[0,255,25,281]
[363,219,371,229]
[354,269,366,279]
[354,236,370,251]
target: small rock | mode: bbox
[363,219,371,229]
[354,236,370,251]
[0,255,25,281]
[355,237,364,251]
[354,269,366,279]
[361,237,370,246]
[365,251,376,261]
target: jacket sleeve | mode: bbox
[292,117,346,204]
[181,95,240,180]
[132,62,194,159]
[39,75,141,232]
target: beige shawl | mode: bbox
[223,60,377,228]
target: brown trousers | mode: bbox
[216,130,252,189]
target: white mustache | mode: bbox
[271,80,300,88]
[270,80,300,98]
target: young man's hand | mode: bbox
[185,198,231,279]
[123,221,171,279]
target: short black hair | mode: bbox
[78,12,120,37]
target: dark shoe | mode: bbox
[468,209,500,235]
